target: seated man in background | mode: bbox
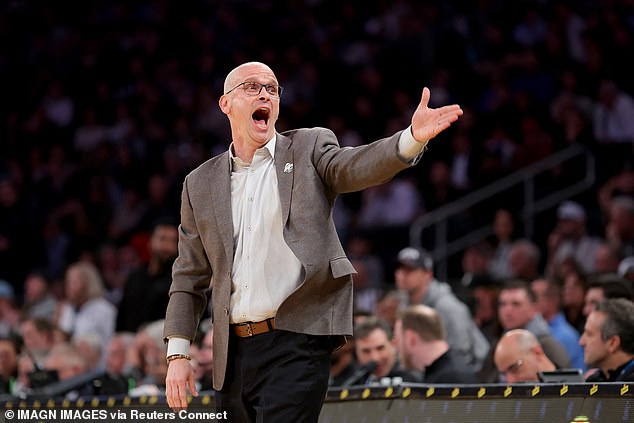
[353,317,419,385]
[394,246,489,372]
[494,329,557,383]
[394,305,478,383]
[582,274,633,317]
[581,298,634,382]
[531,277,585,370]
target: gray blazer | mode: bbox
[163,127,415,390]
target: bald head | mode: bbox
[497,329,540,354]
[494,329,555,383]
[224,62,276,94]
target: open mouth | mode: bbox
[252,107,270,129]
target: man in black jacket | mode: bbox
[581,298,634,382]
[394,304,478,383]
[116,219,178,332]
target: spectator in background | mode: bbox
[395,305,478,383]
[582,274,633,317]
[374,290,405,328]
[57,262,116,360]
[494,329,557,383]
[100,332,137,395]
[19,318,56,366]
[394,246,489,372]
[597,169,634,215]
[131,319,167,396]
[593,242,624,274]
[353,317,419,385]
[531,278,585,370]
[21,271,57,321]
[0,280,20,338]
[546,201,602,276]
[116,219,178,332]
[561,267,588,333]
[72,333,104,372]
[0,337,19,395]
[581,299,634,382]
[488,208,517,281]
[507,239,541,281]
[605,196,634,257]
[460,241,494,288]
[43,343,88,383]
[470,274,503,344]
[593,80,634,145]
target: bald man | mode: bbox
[494,329,556,383]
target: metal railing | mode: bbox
[409,144,596,280]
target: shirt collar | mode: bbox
[229,135,277,171]
[606,358,634,381]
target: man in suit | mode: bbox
[163,61,463,421]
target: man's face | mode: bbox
[355,328,397,379]
[580,311,610,369]
[498,288,536,330]
[583,287,605,317]
[494,348,541,383]
[19,321,51,351]
[151,225,178,263]
[530,279,554,318]
[220,63,280,151]
[394,266,429,294]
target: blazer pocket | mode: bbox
[329,257,357,279]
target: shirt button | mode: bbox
[248,197,253,201]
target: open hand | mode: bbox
[165,359,199,412]
[411,87,463,144]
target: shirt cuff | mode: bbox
[166,336,191,357]
[397,126,426,164]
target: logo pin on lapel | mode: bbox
[283,163,293,173]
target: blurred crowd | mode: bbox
[1,0,634,399]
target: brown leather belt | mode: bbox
[232,318,276,337]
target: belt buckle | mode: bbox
[245,323,253,337]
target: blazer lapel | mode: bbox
[209,152,234,265]
[275,134,294,224]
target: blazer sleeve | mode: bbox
[310,128,414,194]
[163,175,211,342]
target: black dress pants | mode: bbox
[215,330,332,423]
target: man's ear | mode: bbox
[607,335,622,353]
[219,95,230,115]
[404,329,418,349]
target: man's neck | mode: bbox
[232,143,255,164]
[414,340,448,370]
